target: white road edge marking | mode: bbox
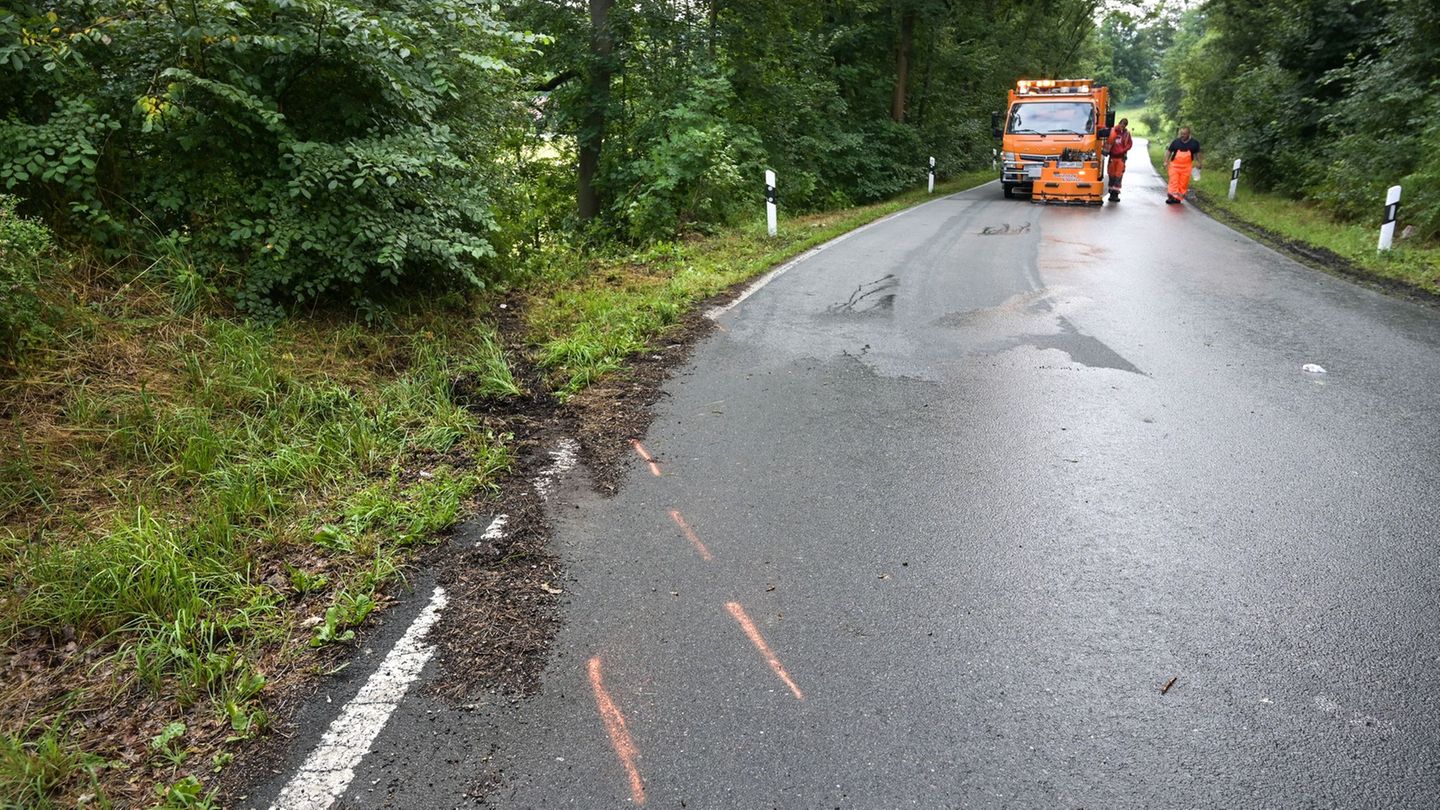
[705,179,994,320]
[269,587,449,810]
[479,513,509,546]
[532,437,580,499]
[267,437,579,808]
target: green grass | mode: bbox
[0,727,107,809]
[527,171,995,396]
[1113,104,1164,141]
[1,273,514,806]
[1140,135,1440,294]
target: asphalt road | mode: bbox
[250,146,1440,808]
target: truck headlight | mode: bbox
[1002,152,1017,162]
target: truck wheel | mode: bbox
[1003,183,1016,199]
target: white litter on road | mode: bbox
[268,587,448,810]
[1302,363,1327,374]
[532,438,580,500]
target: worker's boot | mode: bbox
[1108,191,1120,202]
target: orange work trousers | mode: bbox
[1167,156,1193,199]
[1107,155,1127,190]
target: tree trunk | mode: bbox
[709,0,719,60]
[891,7,916,122]
[578,0,615,222]
[915,25,936,125]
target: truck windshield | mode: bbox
[1007,102,1094,135]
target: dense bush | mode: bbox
[0,194,52,366]
[0,1,532,315]
[613,77,761,240]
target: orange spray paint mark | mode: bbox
[668,510,714,561]
[587,656,646,805]
[724,602,804,701]
[630,440,662,477]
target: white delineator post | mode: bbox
[1378,184,1401,251]
[765,169,777,237]
[1229,158,1242,201]
[928,156,936,194]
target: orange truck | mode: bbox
[992,79,1114,205]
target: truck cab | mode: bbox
[993,79,1113,200]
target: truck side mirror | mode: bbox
[1105,110,1116,129]
[991,111,1002,139]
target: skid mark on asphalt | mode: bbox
[667,510,714,561]
[269,587,449,810]
[979,222,1032,236]
[826,274,898,315]
[631,439,662,477]
[588,656,647,805]
[725,602,805,701]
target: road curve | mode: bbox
[250,144,1440,809]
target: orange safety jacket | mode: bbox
[1106,128,1133,159]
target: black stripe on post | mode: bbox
[1231,167,1240,181]
[1384,202,1399,225]
[765,184,778,205]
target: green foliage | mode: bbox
[149,722,189,769]
[615,77,760,240]
[0,1,534,314]
[1083,9,1178,104]
[1151,0,1440,238]
[311,590,376,647]
[14,507,263,641]
[0,194,52,365]
[155,775,217,810]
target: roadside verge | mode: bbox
[1,169,992,808]
[1143,139,1440,302]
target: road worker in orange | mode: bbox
[1165,127,1202,204]
[1103,117,1133,202]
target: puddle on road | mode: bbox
[982,315,1143,374]
[934,290,1143,374]
[933,289,1052,328]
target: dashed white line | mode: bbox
[269,587,449,810]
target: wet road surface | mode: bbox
[249,146,1440,808]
